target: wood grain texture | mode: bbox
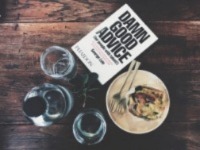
[0,122,200,150]
[0,21,200,150]
[0,22,200,123]
[3,0,200,23]
[1,0,200,149]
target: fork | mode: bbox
[109,60,136,112]
[110,61,141,114]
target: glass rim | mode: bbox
[23,83,67,117]
[40,46,76,79]
[72,108,107,145]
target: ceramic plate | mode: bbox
[106,70,170,134]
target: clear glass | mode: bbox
[73,109,107,145]
[40,46,76,80]
[23,83,73,127]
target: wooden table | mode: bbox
[0,0,200,150]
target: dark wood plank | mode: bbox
[0,2,200,149]
[0,1,200,150]
[0,21,200,125]
[0,122,200,150]
[3,0,200,23]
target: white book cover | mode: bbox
[72,4,158,85]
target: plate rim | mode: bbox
[106,70,170,134]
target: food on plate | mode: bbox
[128,85,166,120]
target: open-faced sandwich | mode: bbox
[128,85,166,120]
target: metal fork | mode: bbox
[110,61,141,114]
[109,60,136,113]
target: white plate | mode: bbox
[106,70,170,134]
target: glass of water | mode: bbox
[40,46,76,80]
[23,83,73,127]
[73,109,107,145]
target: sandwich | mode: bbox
[128,85,166,120]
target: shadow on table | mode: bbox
[99,125,187,150]
[0,0,6,22]
[48,126,187,150]
[37,115,190,150]
[0,125,6,149]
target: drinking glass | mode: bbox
[73,109,107,145]
[40,46,76,80]
[23,83,73,127]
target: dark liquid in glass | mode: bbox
[23,97,46,117]
[81,114,101,135]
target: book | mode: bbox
[72,4,158,85]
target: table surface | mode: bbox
[0,0,200,150]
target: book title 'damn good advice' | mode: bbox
[72,4,158,84]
